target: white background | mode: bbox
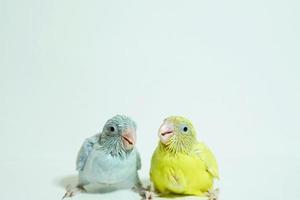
[1,1,299,200]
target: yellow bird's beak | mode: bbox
[158,121,174,144]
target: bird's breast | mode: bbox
[82,149,137,184]
[150,149,213,195]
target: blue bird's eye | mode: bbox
[110,127,115,132]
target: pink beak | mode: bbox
[121,129,136,150]
[158,122,174,144]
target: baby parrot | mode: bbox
[63,115,149,199]
[150,116,219,200]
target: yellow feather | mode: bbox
[150,116,219,196]
[150,142,217,196]
[196,142,219,179]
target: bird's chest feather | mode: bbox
[151,150,208,194]
[84,148,137,184]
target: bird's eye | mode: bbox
[183,126,188,132]
[110,127,115,132]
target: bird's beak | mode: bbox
[158,121,174,144]
[121,129,136,150]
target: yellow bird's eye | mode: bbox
[183,126,188,132]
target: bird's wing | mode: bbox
[136,150,142,170]
[76,133,100,171]
[194,142,219,179]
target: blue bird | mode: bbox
[63,115,149,199]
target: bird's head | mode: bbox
[101,115,137,155]
[158,116,197,153]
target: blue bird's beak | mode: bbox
[121,129,136,150]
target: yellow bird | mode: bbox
[150,116,219,199]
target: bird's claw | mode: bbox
[62,185,86,199]
[132,185,154,200]
[205,188,219,200]
[61,191,74,199]
[142,190,154,200]
[142,184,156,200]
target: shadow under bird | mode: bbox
[63,115,149,199]
[150,116,220,200]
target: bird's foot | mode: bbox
[132,184,155,200]
[205,188,219,200]
[62,184,86,199]
[142,190,154,200]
